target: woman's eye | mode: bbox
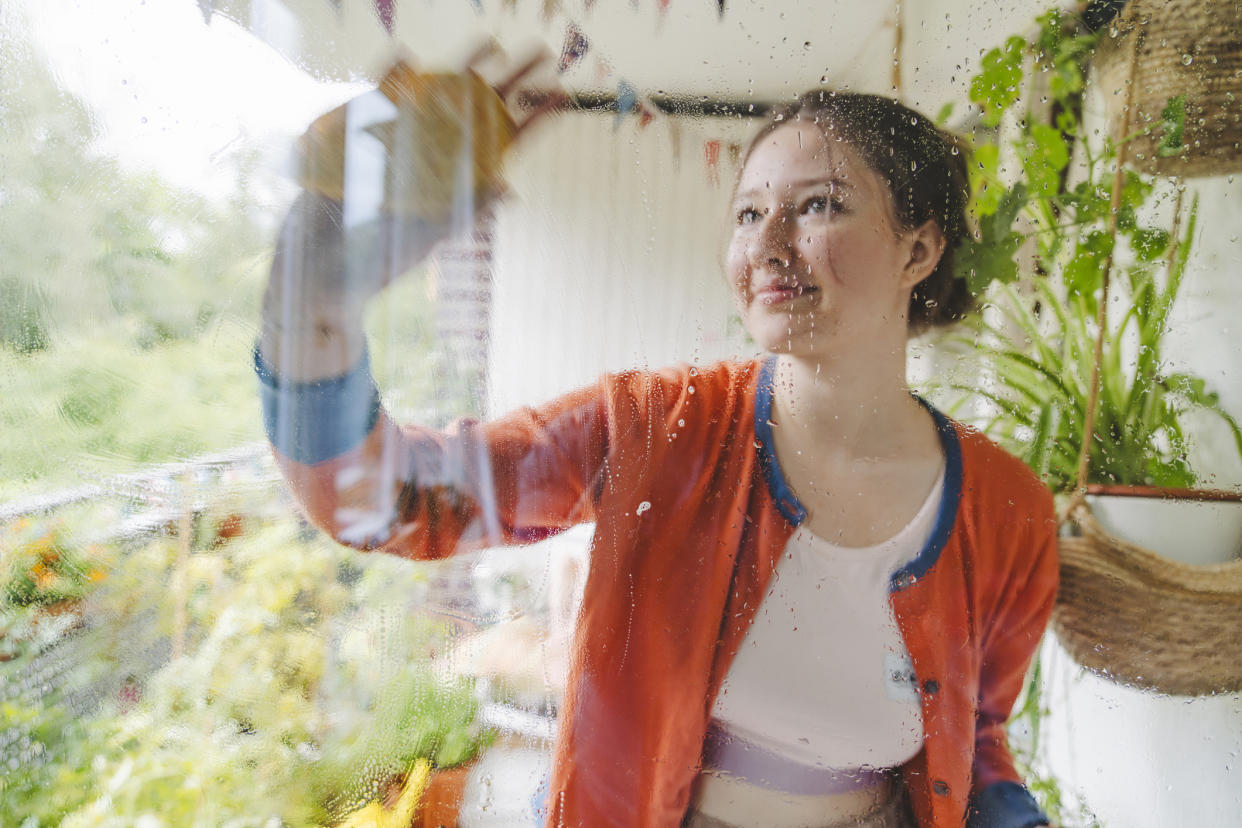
[804,195,840,215]
[735,207,762,225]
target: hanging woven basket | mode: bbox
[1054,495,1242,696]
[1093,0,1242,178]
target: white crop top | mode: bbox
[704,465,945,796]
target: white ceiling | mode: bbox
[210,0,1058,114]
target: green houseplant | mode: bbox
[945,9,1242,494]
[951,196,1242,495]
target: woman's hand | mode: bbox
[260,46,563,380]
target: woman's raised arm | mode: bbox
[259,50,555,381]
[255,52,597,559]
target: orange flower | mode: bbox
[31,562,55,589]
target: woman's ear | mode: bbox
[900,220,946,289]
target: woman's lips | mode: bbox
[755,283,817,305]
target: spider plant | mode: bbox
[947,196,1242,493]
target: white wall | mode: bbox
[486,111,754,412]
[1041,636,1242,828]
[1166,173,1242,488]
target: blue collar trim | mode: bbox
[754,357,809,525]
[753,356,962,593]
[890,400,962,592]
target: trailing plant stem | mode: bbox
[1074,21,1142,492]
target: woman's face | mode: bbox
[726,122,937,359]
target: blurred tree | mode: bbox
[0,19,269,354]
[0,17,463,497]
[0,18,274,495]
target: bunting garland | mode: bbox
[347,1,671,146]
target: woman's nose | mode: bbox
[754,211,793,267]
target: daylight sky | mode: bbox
[14,0,364,200]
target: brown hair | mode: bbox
[742,90,974,331]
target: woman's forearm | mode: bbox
[258,191,451,381]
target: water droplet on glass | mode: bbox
[635,501,651,516]
[1182,54,1194,65]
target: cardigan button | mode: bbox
[922,679,940,696]
[932,780,950,797]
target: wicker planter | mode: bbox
[1093,0,1242,178]
[1053,488,1242,695]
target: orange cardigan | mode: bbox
[271,357,1058,827]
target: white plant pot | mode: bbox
[1086,493,1242,565]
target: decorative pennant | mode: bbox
[374,0,395,34]
[704,139,721,188]
[615,79,638,129]
[638,104,655,129]
[558,24,590,72]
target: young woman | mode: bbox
[258,56,1058,828]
